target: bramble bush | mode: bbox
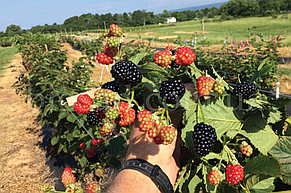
[11,26,291,193]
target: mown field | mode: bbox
[119,14,291,47]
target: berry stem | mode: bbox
[166,109,170,126]
[240,183,250,193]
[198,98,206,123]
[189,63,203,74]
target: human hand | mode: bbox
[126,109,183,186]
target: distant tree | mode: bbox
[146,12,155,25]
[113,13,123,26]
[161,9,171,18]
[122,12,132,27]
[177,12,188,21]
[5,24,21,34]
[154,14,166,24]
[132,10,147,26]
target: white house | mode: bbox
[166,17,176,23]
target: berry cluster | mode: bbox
[102,29,110,38]
[213,82,225,95]
[175,47,196,66]
[95,88,117,103]
[100,122,115,137]
[73,94,93,114]
[105,43,118,57]
[165,45,175,51]
[110,24,123,37]
[111,61,142,87]
[101,80,119,93]
[87,146,96,158]
[159,79,185,104]
[137,110,153,132]
[233,82,258,99]
[153,50,172,67]
[192,122,217,156]
[105,107,119,121]
[154,125,176,145]
[86,107,105,126]
[61,167,76,187]
[117,101,136,126]
[208,169,221,186]
[196,76,215,96]
[86,181,98,193]
[108,37,119,47]
[240,141,253,157]
[91,138,103,146]
[96,53,114,65]
[225,163,244,185]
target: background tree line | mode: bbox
[1,0,290,38]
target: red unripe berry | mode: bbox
[80,143,87,149]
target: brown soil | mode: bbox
[61,43,112,85]
[0,54,51,192]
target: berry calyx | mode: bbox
[153,50,172,67]
[192,122,217,156]
[225,163,244,185]
[175,47,196,66]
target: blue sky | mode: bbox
[0,0,225,32]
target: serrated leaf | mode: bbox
[244,155,280,177]
[244,98,264,109]
[139,62,168,76]
[107,156,121,169]
[251,57,270,82]
[269,136,291,185]
[250,177,275,193]
[216,181,237,193]
[212,66,229,90]
[240,111,278,155]
[129,52,149,65]
[67,113,76,123]
[51,136,59,146]
[265,107,282,124]
[180,90,197,120]
[142,77,158,92]
[182,96,243,149]
[107,135,126,155]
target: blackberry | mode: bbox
[159,79,185,104]
[232,82,258,99]
[87,111,99,126]
[101,80,119,93]
[110,61,142,87]
[95,107,106,123]
[192,122,217,156]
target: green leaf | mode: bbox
[139,62,168,76]
[244,155,280,177]
[142,77,158,92]
[251,57,270,82]
[212,66,229,90]
[51,136,60,146]
[180,90,197,120]
[58,111,68,120]
[240,111,278,155]
[79,156,88,168]
[67,113,76,123]
[129,52,149,65]
[243,98,264,109]
[73,129,81,138]
[66,133,74,142]
[269,136,291,185]
[250,177,275,193]
[216,181,237,193]
[107,156,121,169]
[107,135,126,155]
[265,107,282,124]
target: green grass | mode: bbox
[278,66,291,76]
[125,14,291,46]
[0,46,18,75]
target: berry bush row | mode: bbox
[11,26,291,193]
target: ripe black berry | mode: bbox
[192,122,217,156]
[110,61,142,87]
[87,111,99,126]
[159,79,185,104]
[101,80,119,93]
[232,82,258,99]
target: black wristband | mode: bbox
[119,158,174,193]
